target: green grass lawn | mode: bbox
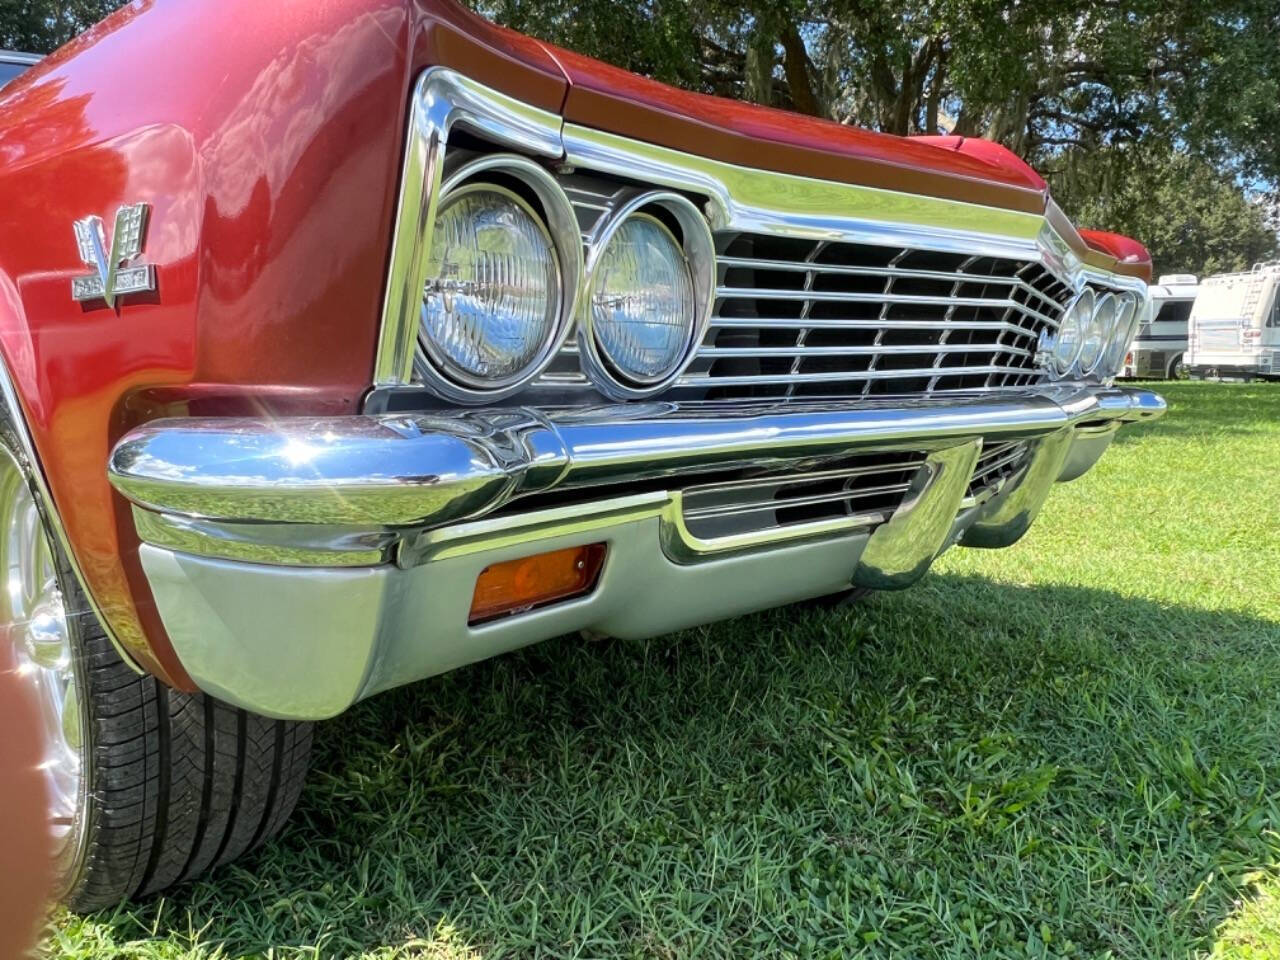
[49,382,1280,959]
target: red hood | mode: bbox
[1078,229,1153,279]
[537,43,1047,215]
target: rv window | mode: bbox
[1271,291,1280,327]
[1156,300,1194,325]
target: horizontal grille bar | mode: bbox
[679,364,1038,388]
[709,316,1042,337]
[717,255,1067,314]
[699,342,1035,360]
[684,481,913,521]
[715,287,1060,327]
[679,460,911,496]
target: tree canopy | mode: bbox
[0,0,120,55]
[1051,147,1278,278]
[4,0,1276,274]
[478,0,1280,271]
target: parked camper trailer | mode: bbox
[1186,263,1280,380]
[1120,274,1197,379]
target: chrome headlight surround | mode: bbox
[1101,291,1141,377]
[413,154,583,404]
[578,191,716,400]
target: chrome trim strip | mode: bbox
[561,124,1046,254]
[0,354,143,673]
[697,343,1036,360]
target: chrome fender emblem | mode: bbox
[71,203,156,306]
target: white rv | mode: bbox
[1186,262,1280,380]
[1119,274,1197,379]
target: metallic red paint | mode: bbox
[544,43,1049,214]
[0,0,1150,684]
[0,0,416,683]
[1079,229,1154,282]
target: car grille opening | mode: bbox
[966,439,1031,501]
[680,450,926,541]
[670,233,1071,401]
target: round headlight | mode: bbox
[1078,292,1115,375]
[580,192,715,399]
[421,184,561,390]
[1102,292,1139,376]
[591,214,694,384]
[1052,288,1094,376]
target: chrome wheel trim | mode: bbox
[0,446,87,886]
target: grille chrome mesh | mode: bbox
[966,439,1031,501]
[673,233,1072,400]
[680,451,926,541]
[548,179,1076,403]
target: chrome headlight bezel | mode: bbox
[1078,291,1116,376]
[415,154,583,404]
[578,191,716,401]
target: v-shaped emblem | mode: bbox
[71,203,156,307]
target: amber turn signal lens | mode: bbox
[469,543,606,625]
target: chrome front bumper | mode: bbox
[109,385,1163,720]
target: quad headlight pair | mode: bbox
[419,155,713,403]
[1047,287,1141,379]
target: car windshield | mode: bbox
[0,59,31,88]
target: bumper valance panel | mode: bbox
[108,386,1163,720]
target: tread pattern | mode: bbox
[66,632,313,913]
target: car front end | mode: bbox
[0,0,1162,907]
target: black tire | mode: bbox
[63,627,313,912]
[1,399,313,913]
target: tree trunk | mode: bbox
[779,20,823,117]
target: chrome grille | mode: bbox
[967,440,1030,501]
[681,450,925,541]
[675,234,1071,400]
[544,177,1074,403]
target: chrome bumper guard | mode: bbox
[109,385,1163,720]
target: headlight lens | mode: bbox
[1052,288,1093,375]
[590,213,696,385]
[1102,292,1140,376]
[421,185,560,388]
[1078,292,1115,374]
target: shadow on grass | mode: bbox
[76,575,1280,958]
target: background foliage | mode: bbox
[0,0,118,56]
[4,0,1278,275]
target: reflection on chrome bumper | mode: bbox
[110,386,1163,720]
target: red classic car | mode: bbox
[0,0,1163,910]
